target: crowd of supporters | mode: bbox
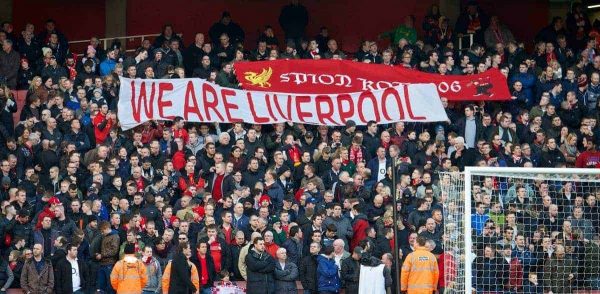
[0,0,597,293]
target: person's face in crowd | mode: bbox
[254,240,266,252]
[220,34,230,47]
[309,242,320,255]
[515,235,525,248]
[42,216,52,229]
[145,67,154,78]
[592,73,600,85]
[32,243,43,258]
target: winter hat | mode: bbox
[48,196,61,206]
[259,194,271,205]
[93,88,102,95]
[42,47,52,57]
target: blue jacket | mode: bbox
[266,182,285,210]
[99,58,117,76]
[509,72,536,106]
[583,83,600,112]
[233,214,249,231]
[64,131,91,153]
[317,255,341,292]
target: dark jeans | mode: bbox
[96,264,115,294]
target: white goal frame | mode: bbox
[462,166,600,292]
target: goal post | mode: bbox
[440,167,600,294]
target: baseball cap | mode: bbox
[306,197,318,205]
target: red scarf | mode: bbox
[492,27,504,44]
[349,146,364,164]
[288,145,301,166]
[381,140,390,150]
[467,14,482,33]
[546,51,557,64]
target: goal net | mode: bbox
[439,167,600,294]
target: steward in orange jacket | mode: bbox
[400,236,439,294]
[110,244,148,294]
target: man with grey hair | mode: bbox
[332,239,350,273]
[274,247,299,293]
[449,136,480,171]
[0,39,20,89]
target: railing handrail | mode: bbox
[68,33,161,45]
[68,33,183,55]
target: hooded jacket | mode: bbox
[142,256,162,293]
[351,213,369,251]
[317,255,341,292]
[400,246,439,294]
[110,254,148,294]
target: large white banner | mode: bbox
[117,77,449,130]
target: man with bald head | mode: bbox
[332,239,350,274]
[274,247,299,292]
[367,195,385,223]
[232,202,249,231]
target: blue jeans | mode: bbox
[97,264,115,294]
[142,291,158,294]
[201,288,213,294]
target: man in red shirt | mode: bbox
[190,240,216,292]
[208,162,226,202]
[172,116,189,144]
[204,224,231,274]
[577,136,600,167]
[92,103,114,144]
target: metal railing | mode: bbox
[68,33,182,56]
[458,33,474,52]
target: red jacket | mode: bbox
[506,257,523,291]
[265,241,279,258]
[350,214,369,251]
[438,252,456,288]
[93,112,113,144]
[577,150,600,167]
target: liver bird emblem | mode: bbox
[244,67,273,88]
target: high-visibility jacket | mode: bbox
[400,246,439,294]
[110,254,148,294]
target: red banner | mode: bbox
[234,60,511,101]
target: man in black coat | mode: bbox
[341,247,362,294]
[55,244,89,294]
[0,39,20,89]
[189,241,217,293]
[299,241,320,293]
[279,0,309,48]
[245,237,276,294]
